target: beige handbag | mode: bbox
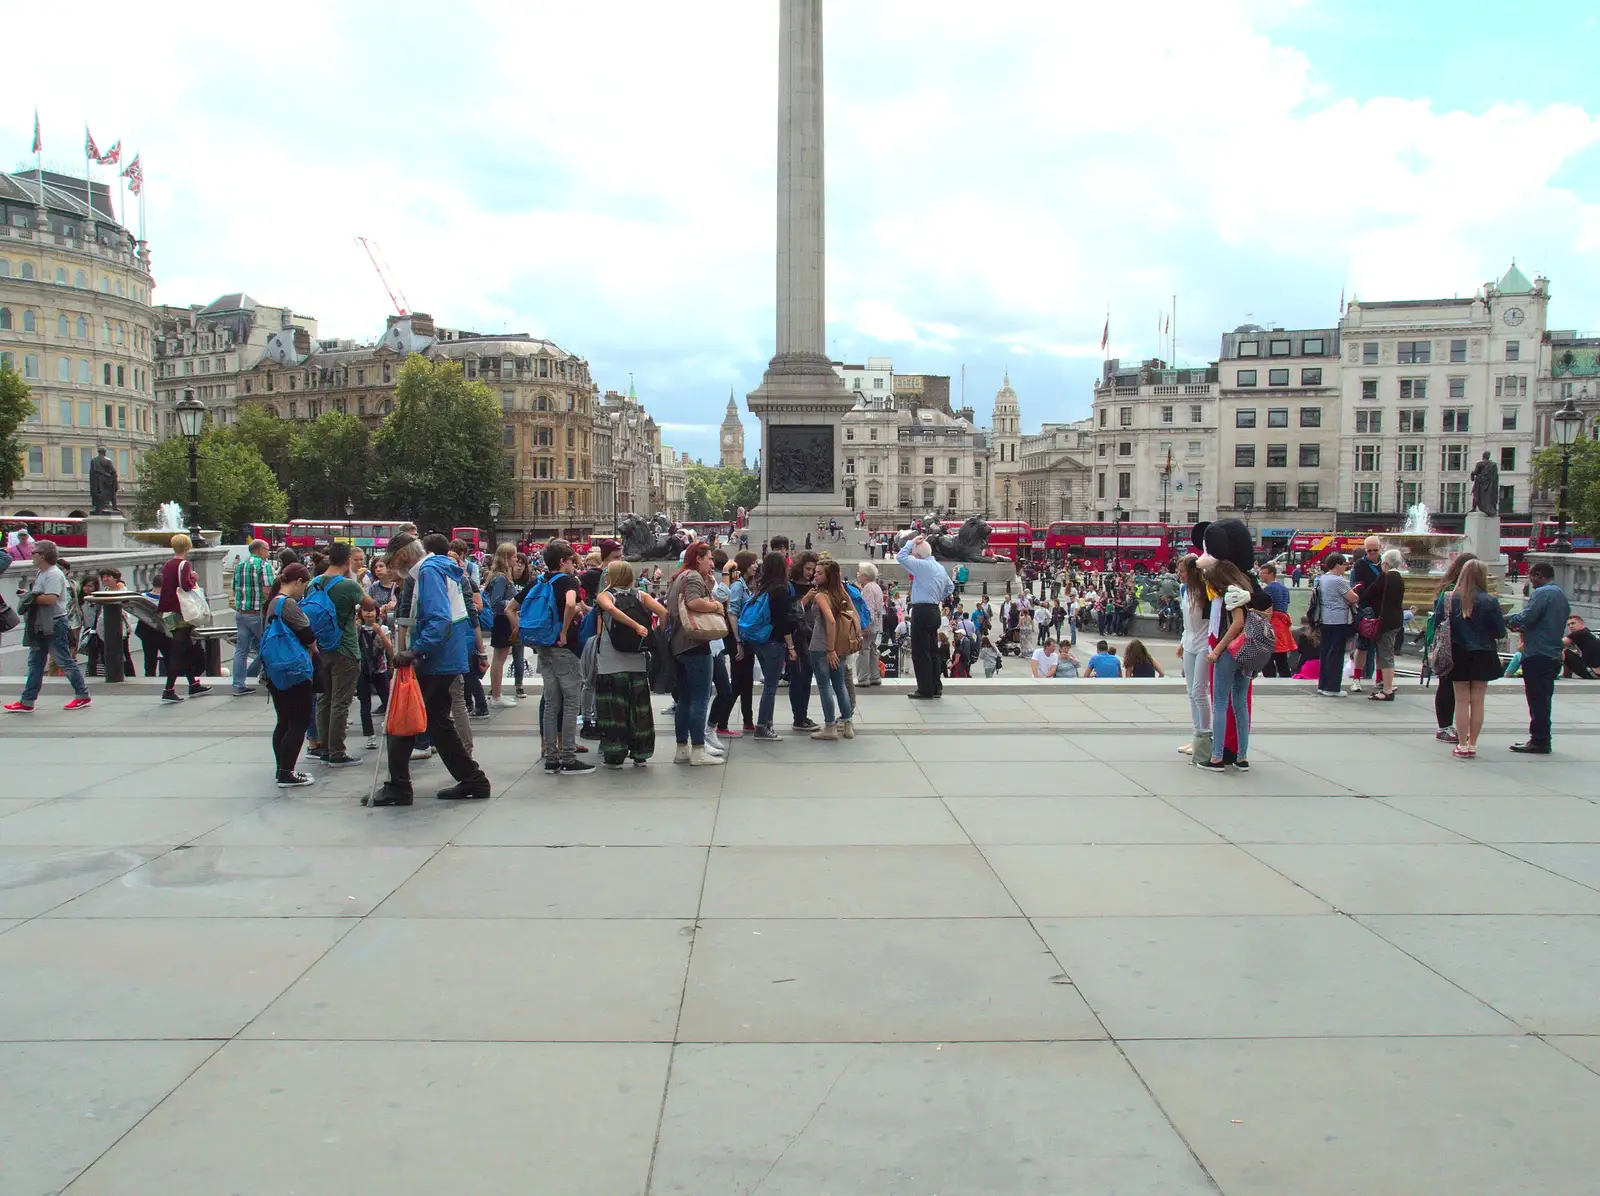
[677,594,728,643]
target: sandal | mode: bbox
[1369,691,1395,701]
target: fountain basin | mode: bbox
[1379,530,1471,609]
[126,528,222,547]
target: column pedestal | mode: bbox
[84,514,128,551]
[1463,512,1501,565]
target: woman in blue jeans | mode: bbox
[1198,560,1258,772]
[667,543,725,766]
[1314,552,1361,695]
[802,559,855,741]
[752,551,800,742]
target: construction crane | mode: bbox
[356,236,410,316]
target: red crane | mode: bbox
[356,236,410,316]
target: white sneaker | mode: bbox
[495,695,518,708]
[701,740,726,757]
[366,737,378,750]
[411,746,435,761]
[673,744,692,765]
[690,745,725,767]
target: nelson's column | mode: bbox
[747,0,855,543]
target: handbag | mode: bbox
[0,595,19,634]
[387,666,428,737]
[1428,593,1455,677]
[673,574,727,643]
[175,563,213,628]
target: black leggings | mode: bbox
[717,646,756,729]
[269,681,314,774]
[1435,677,1455,729]
[358,670,391,738]
[164,625,199,690]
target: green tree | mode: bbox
[1532,438,1600,537]
[232,403,297,486]
[372,356,511,532]
[132,430,288,540]
[289,411,372,517]
[0,360,36,500]
[684,463,760,521]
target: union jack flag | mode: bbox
[122,154,142,195]
[98,140,121,165]
[31,110,40,154]
[85,127,101,160]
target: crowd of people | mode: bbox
[3,518,1595,794]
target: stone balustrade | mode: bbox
[1524,551,1600,623]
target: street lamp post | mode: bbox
[344,499,354,519]
[1113,502,1126,573]
[1551,397,1584,553]
[566,501,576,543]
[488,498,500,550]
[173,389,207,544]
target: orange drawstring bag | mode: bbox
[387,666,428,737]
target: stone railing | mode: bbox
[1525,551,1600,623]
[5,546,234,611]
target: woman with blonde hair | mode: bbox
[484,542,520,707]
[156,532,208,702]
[1446,556,1506,758]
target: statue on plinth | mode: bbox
[89,448,120,514]
[892,513,994,562]
[617,512,690,561]
[1470,452,1500,516]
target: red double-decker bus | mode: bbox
[2,516,87,549]
[1534,521,1598,553]
[1286,532,1368,564]
[984,520,1035,563]
[1044,521,1173,570]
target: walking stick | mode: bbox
[365,618,407,806]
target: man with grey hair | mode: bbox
[897,534,954,700]
[855,561,884,687]
[1349,535,1383,693]
[230,538,275,695]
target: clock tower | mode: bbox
[720,387,746,470]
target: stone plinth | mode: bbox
[1464,512,1501,565]
[83,514,128,551]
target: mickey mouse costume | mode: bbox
[1192,519,1272,766]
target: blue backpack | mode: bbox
[299,578,345,652]
[518,576,562,646]
[259,597,314,689]
[481,575,510,631]
[576,605,598,652]
[845,582,871,629]
[737,589,776,644]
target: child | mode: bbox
[1198,558,1257,773]
[357,606,393,750]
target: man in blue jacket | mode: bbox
[1505,561,1571,755]
[372,533,491,806]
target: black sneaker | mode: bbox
[188,683,212,697]
[559,758,597,776]
[306,749,330,762]
[793,719,820,732]
[160,690,183,702]
[544,759,562,773]
[369,783,414,806]
[1234,759,1251,772]
[325,752,361,767]
[580,723,602,740]
[276,771,315,788]
[1196,758,1227,773]
[436,780,491,801]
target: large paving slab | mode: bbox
[4,684,1600,1194]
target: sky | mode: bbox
[8,0,1600,465]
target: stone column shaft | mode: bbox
[776,0,826,362]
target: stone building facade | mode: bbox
[988,373,1023,519]
[1090,358,1220,525]
[1015,419,1094,528]
[1,170,158,517]
[153,294,316,436]
[598,385,686,523]
[1533,330,1600,522]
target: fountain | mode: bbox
[125,501,220,548]
[1380,505,1471,607]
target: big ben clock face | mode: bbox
[1504,308,1525,326]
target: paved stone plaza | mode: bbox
[3,680,1599,1194]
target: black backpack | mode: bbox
[607,589,649,654]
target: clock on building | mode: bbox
[1504,308,1525,326]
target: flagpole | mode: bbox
[84,123,93,227]
[35,110,44,208]
[1172,294,1177,367]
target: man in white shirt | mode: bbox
[6,540,92,713]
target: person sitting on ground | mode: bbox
[1123,638,1164,678]
[1564,615,1600,679]
[1031,636,1060,678]
[1087,640,1122,678]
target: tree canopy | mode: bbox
[685,463,760,521]
[1533,438,1600,537]
[133,428,288,537]
[0,360,35,500]
[372,356,511,532]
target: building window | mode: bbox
[1119,407,1132,426]
[1449,377,1466,399]
[1299,444,1320,467]
[1440,443,1468,472]
[1190,405,1203,423]
[20,263,34,280]
[1399,409,1425,433]
[948,457,959,474]
[27,445,43,474]
[1267,369,1288,387]
[1440,481,1466,514]
[1355,409,1381,434]
[1265,482,1287,509]
[1097,473,1105,499]
[1502,408,1518,431]
[1303,337,1325,355]
[1299,407,1321,428]
[56,357,69,382]
[21,310,37,333]
[1269,339,1291,357]
[867,487,880,507]
[1397,340,1431,364]
[1161,405,1173,423]
[61,445,75,474]
[1398,444,1423,473]
[1118,472,1131,499]
[1267,444,1288,468]
[1267,408,1288,428]
[1505,340,1520,362]
[1189,440,1202,455]
[845,428,854,440]
[23,354,38,379]
[116,366,124,388]
[1355,481,1379,513]
[1118,441,1131,457]
[1298,482,1319,508]
[844,457,855,475]
[1236,409,1257,428]
[1097,443,1107,457]
[1235,445,1256,468]
[1442,338,1465,363]
[1500,447,1516,473]
[1361,380,1378,400]
[899,459,909,475]
[868,458,880,474]
[1238,340,1259,357]
[922,485,935,507]
[1098,409,1107,427]
[1355,444,1380,472]
[873,377,884,389]
[1363,343,1379,365]
[1442,410,1469,433]
[1233,483,1255,507]
[1237,370,1258,387]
